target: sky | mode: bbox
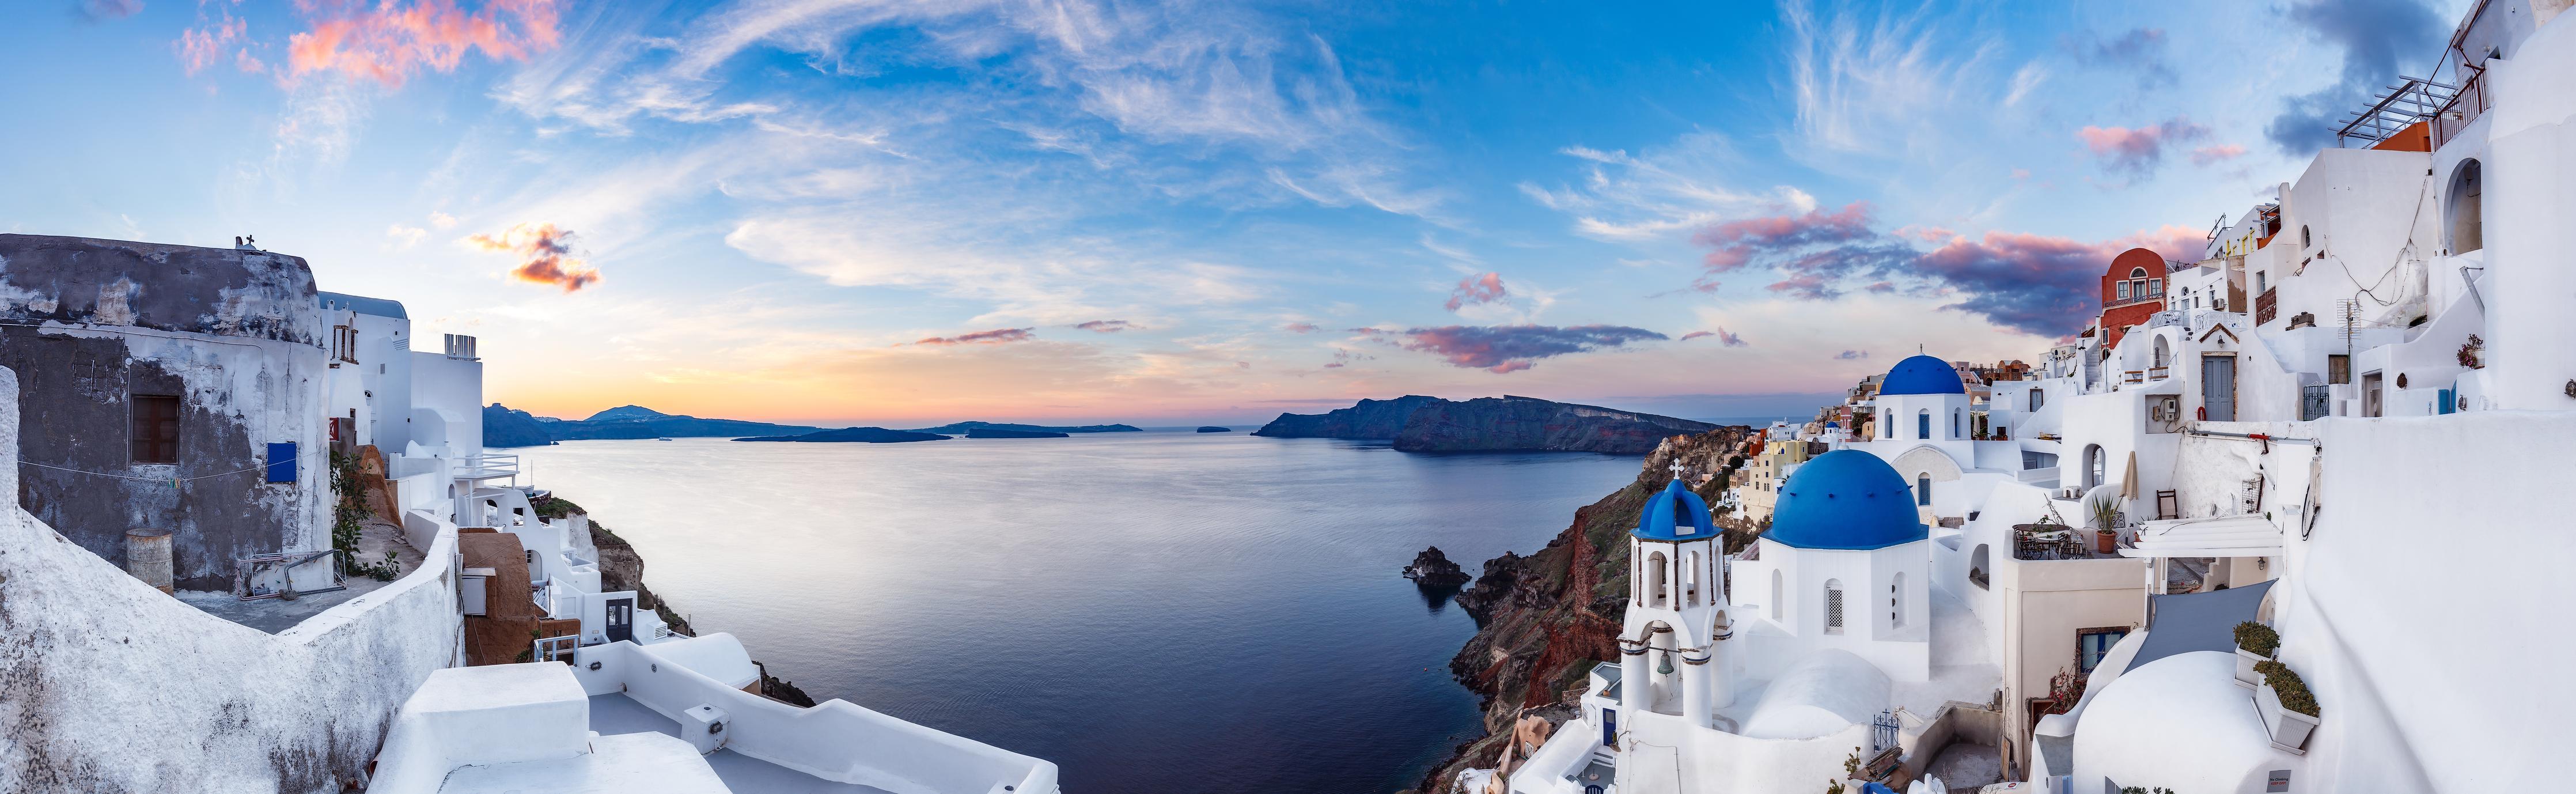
[0,0,2468,425]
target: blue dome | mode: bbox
[1879,354,1966,396]
[1767,450,1927,550]
[1634,479,1716,541]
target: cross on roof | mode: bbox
[1669,460,1686,479]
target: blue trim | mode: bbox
[266,443,297,483]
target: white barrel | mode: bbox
[126,528,174,594]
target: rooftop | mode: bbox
[588,693,893,794]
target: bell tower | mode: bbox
[1617,463,1734,733]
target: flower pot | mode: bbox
[2096,530,2117,555]
[2256,680,2318,754]
[2233,646,2269,689]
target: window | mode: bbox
[2116,281,2131,300]
[2255,271,2267,294]
[2029,388,2045,411]
[2149,277,2163,297]
[1889,573,1904,629]
[2127,267,2149,302]
[1645,551,1669,609]
[1916,475,1931,506]
[1824,580,1845,634]
[2327,354,2350,385]
[2078,627,2130,674]
[2447,158,2483,254]
[1884,411,1894,438]
[2301,225,2312,249]
[131,394,180,464]
[1916,410,1930,440]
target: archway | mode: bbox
[1969,544,1990,590]
[2447,158,2483,254]
[1646,551,1669,608]
[2083,444,2106,489]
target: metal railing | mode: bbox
[2333,75,2461,148]
[536,634,579,663]
[2431,69,2488,149]
[2148,366,2170,381]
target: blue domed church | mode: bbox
[1731,449,1934,682]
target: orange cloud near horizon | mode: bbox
[465,222,601,292]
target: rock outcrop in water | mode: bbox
[1195,426,1231,433]
[1419,425,1760,792]
[1402,546,1473,588]
[1252,395,1713,454]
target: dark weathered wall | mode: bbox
[0,235,328,589]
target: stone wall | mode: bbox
[0,235,329,589]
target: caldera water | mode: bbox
[517,430,1641,793]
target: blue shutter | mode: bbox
[266,443,297,483]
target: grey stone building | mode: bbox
[0,234,330,589]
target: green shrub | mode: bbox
[2253,660,2319,717]
[2233,621,2279,657]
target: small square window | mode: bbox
[132,395,180,464]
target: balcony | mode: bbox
[2432,69,2487,149]
[2254,288,2279,326]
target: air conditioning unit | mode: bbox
[680,705,730,754]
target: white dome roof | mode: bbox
[2071,651,2296,791]
[1740,649,1892,739]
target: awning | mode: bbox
[2132,580,2275,668]
[2119,515,2283,558]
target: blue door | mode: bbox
[1602,708,1616,747]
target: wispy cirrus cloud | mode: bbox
[78,0,141,21]
[1444,273,1507,312]
[1372,324,1666,374]
[2077,118,2208,175]
[913,327,1036,346]
[1074,319,1134,333]
[175,12,245,75]
[2072,28,2174,87]
[2190,144,2247,165]
[1283,322,1320,334]
[287,0,565,88]
[464,221,601,293]
[1518,135,1809,241]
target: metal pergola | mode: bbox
[2332,75,2462,148]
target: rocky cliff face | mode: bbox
[1393,396,1715,455]
[1420,425,1758,792]
[483,403,825,447]
[1254,395,1713,454]
[1251,395,1442,438]
[483,403,556,448]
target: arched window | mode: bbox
[1969,545,1990,590]
[1916,410,1930,440]
[1824,579,1846,634]
[1770,569,1784,621]
[2447,159,2483,254]
[2153,335,2171,369]
[1952,409,1961,438]
[1916,475,1932,506]
[2085,445,2107,489]
[1889,572,1905,629]
[1645,551,1669,609]
[2029,388,2045,411]
[2128,267,2149,302]
[1884,411,1895,438]
[1682,550,1700,606]
[2301,225,2312,249]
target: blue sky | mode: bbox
[0,0,2463,425]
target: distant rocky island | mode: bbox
[1195,426,1231,433]
[485,404,823,448]
[964,429,1068,438]
[735,427,950,443]
[1251,395,1715,454]
[903,421,1141,434]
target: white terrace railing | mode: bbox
[536,634,579,664]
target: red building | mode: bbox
[2094,247,2168,347]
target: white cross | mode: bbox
[1669,461,1687,479]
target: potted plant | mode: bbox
[2089,494,2122,554]
[2232,621,2278,689]
[2253,659,2320,753]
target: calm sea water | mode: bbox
[516,431,1639,793]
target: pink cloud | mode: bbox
[287,0,564,88]
[2190,144,2247,165]
[1693,202,1876,274]
[176,14,247,76]
[1680,331,1713,341]
[1074,320,1132,333]
[464,222,600,292]
[1679,328,1749,347]
[913,328,1036,346]
[1387,324,1666,373]
[1444,272,1508,311]
[2077,118,2210,174]
[1283,322,1320,334]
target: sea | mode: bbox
[514,429,1660,793]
